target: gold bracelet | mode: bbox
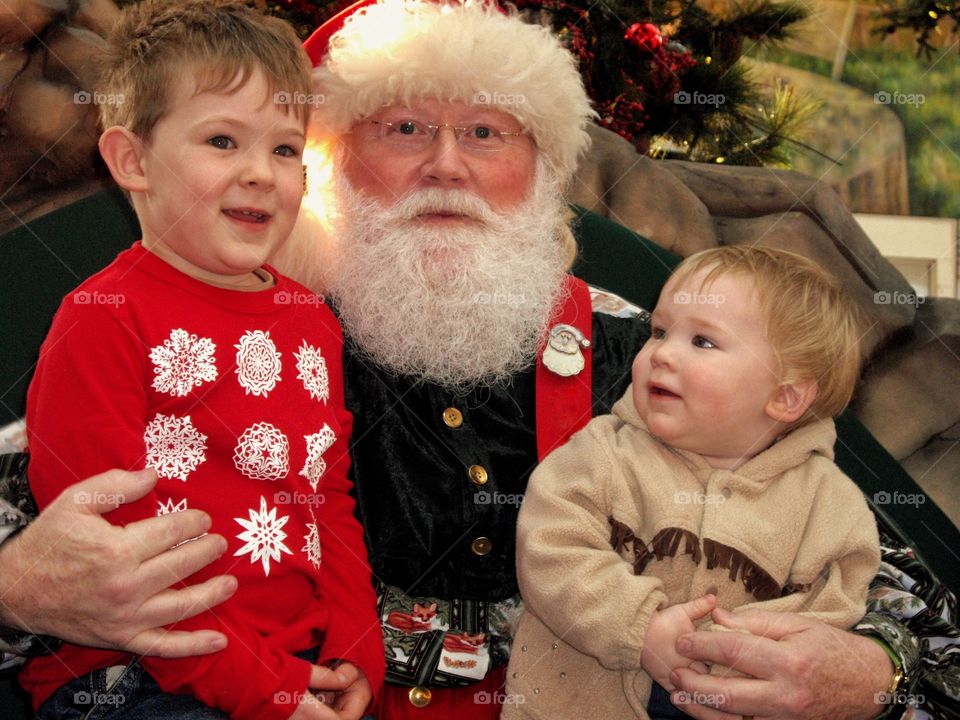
[867,636,909,720]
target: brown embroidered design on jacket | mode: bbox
[607,516,795,602]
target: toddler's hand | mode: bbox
[641,594,716,691]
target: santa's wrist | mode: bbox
[865,636,908,720]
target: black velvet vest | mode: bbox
[343,312,649,602]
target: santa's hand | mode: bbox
[669,607,894,720]
[641,594,717,691]
[0,468,236,657]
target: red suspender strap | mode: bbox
[535,275,593,462]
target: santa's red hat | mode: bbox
[304,0,595,185]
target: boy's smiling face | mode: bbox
[631,268,787,469]
[134,67,306,288]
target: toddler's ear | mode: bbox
[765,379,817,424]
[98,126,148,193]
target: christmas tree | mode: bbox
[513,0,823,165]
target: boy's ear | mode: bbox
[765,378,818,424]
[98,126,148,193]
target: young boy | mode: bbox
[20,2,384,718]
[504,246,881,719]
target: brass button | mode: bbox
[471,536,493,556]
[443,407,463,428]
[408,686,432,707]
[468,465,488,486]
[721,487,732,499]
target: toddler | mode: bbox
[505,246,880,719]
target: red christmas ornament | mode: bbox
[624,22,663,54]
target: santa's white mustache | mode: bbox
[385,188,497,225]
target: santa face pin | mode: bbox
[542,324,591,377]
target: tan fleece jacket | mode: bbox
[503,388,880,720]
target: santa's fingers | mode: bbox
[671,666,774,718]
[130,576,238,638]
[136,531,231,590]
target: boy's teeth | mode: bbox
[228,209,266,221]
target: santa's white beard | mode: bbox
[325,161,570,390]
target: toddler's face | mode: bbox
[136,67,306,285]
[631,269,783,469]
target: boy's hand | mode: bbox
[288,664,356,720]
[324,662,372,720]
[290,662,371,720]
[289,693,339,720]
[641,594,716,690]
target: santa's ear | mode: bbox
[98,126,148,193]
[765,378,818,424]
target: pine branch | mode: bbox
[874,0,960,58]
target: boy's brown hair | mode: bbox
[97,0,313,139]
[667,246,868,425]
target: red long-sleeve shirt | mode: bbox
[22,242,384,719]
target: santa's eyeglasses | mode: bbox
[360,119,528,153]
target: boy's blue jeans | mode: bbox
[36,660,228,719]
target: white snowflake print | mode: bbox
[149,329,217,397]
[144,414,208,482]
[157,497,188,516]
[234,496,292,576]
[299,424,337,491]
[233,422,289,481]
[302,512,321,569]
[234,330,281,397]
[294,342,329,403]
